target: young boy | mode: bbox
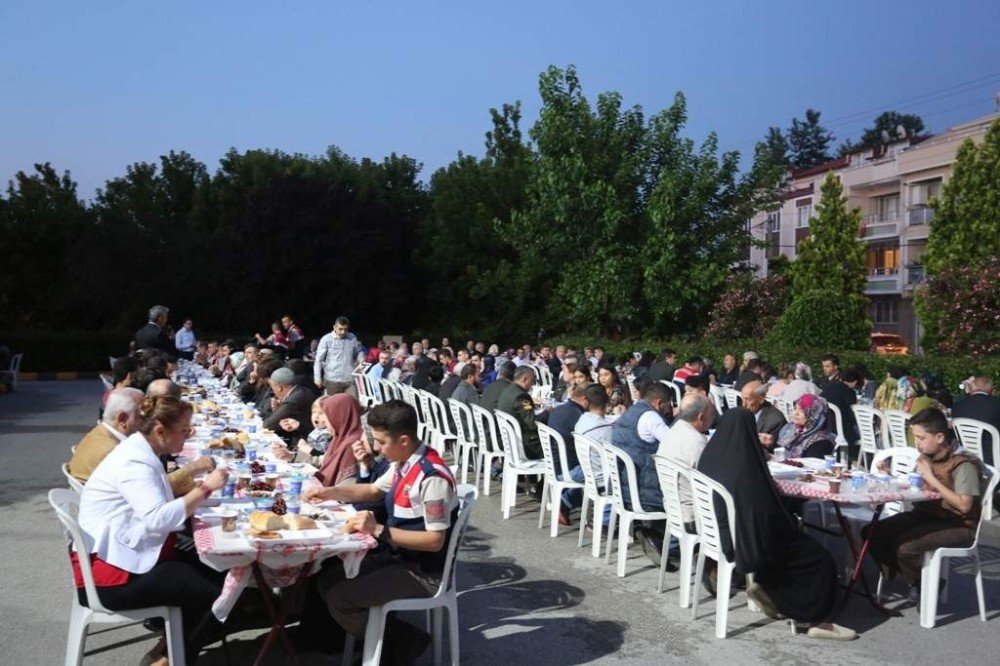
[866,407,984,598]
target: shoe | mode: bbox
[558,507,571,526]
[746,581,782,619]
[383,617,431,665]
[143,618,166,635]
[805,623,858,641]
[702,564,718,597]
[907,584,920,603]
[637,529,665,568]
[139,638,167,666]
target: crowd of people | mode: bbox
[56,305,1000,661]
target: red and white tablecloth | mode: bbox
[774,478,941,504]
[194,519,377,621]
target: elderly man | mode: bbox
[657,393,714,528]
[68,387,213,494]
[611,381,675,564]
[266,367,314,446]
[146,378,182,399]
[741,380,787,450]
[314,316,362,398]
[134,305,173,354]
[952,376,1000,466]
[497,365,545,460]
[235,344,260,384]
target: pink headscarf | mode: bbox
[316,394,363,487]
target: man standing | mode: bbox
[303,401,458,664]
[314,316,362,398]
[818,353,842,390]
[481,361,516,412]
[645,348,676,382]
[134,305,173,354]
[740,380,787,450]
[611,381,674,563]
[821,368,861,453]
[450,364,480,407]
[282,315,306,358]
[174,319,196,360]
[952,377,1000,466]
[497,366,545,459]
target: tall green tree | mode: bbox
[772,172,871,348]
[762,126,790,168]
[859,111,925,148]
[788,109,834,169]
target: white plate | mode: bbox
[243,527,340,543]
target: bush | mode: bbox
[916,257,1000,355]
[768,290,870,351]
[704,274,788,340]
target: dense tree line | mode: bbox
[2,66,785,342]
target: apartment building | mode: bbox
[748,112,999,351]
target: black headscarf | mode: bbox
[696,407,797,572]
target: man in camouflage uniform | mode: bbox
[497,365,544,459]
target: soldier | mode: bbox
[497,365,544,459]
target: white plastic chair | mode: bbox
[773,395,794,422]
[876,466,999,628]
[341,484,479,666]
[447,399,479,485]
[722,387,741,410]
[660,380,682,408]
[953,418,1000,471]
[708,385,726,414]
[688,469,744,638]
[536,423,584,537]
[352,372,373,409]
[469,404,505,497]
[48,489,186,666]
[494,411,545,519]
[853,404,887,468]
[363,374,382,406]
[425,393,458,463]
[603,443,668,577]
[61,463,84,493]
[1,352,23,389]
[826,402,851,464]
[883,409,911,449]
[572,433,613,557]
[651,454,700,608]
[99,374,114,392]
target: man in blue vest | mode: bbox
[304,400,458,663]
[611,381,674,566]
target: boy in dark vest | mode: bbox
[865,407,985,600]
[304,399,458,663]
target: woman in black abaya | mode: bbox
[697,408,856,640]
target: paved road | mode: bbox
[2,381,998,665]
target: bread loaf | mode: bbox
[283,514,317,530]
[249,511,284,532]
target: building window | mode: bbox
[766,211,781,233]
[796,199,812,228]
[873,300,899,324]
[876,194,900,222]
[910,178,942,206]
[867,245,900,276]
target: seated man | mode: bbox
[264,367,314,446]
[866,408,985,600]
[656,393,713,530]
[546,383,589,524]
[303,401,458,663]
[68,387,213,494]
[740,380,786,450]
[497,365,545,459]
[450,363,480,407]
[611,381,674,564]
[146,378,182,399]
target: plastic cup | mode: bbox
[288,477,303,496]
[286,498,301,515]
[245,445,257,462]
[222,479,236,498]
[247,424,257,434]
[827,478,841,494]
[265,462,277,474]
[908,472,924,490]
[220,510,238,532]
[824,455,836,469]
[850,471,866,492]
[773,447,786,462]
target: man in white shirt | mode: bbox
[656,393,714,527]
[174,319,196,360]
[314,315,362,397]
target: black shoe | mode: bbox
[382,617,431,666]
[636,528,666,568]
[143,618,165,635]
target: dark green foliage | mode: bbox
[788,109,834,169]
[768,290,871,350]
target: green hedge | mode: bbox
[547,336,1000,390]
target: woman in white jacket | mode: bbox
[76,396,229,665]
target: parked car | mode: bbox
[870,332,909,355]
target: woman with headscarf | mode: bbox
[697,408,854,640]
[874,366,916,411]
[775,394,837,459]
[273,394,363,487]
[480,354,498,387]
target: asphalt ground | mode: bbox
[2,381,998,665]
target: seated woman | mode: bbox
[776,394,837,459]
[272,393,362,487]
[865,407,984,600]
[698,409,855,640]
[76,396,230,665]
[597,363,632,416]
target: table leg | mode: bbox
[251,562,314,666]
[832,503,901,617]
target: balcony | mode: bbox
[861,212,899,239]
[908,206,934,226]
[907,264,925,286]
[866,267,901,294]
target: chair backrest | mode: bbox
[853,404,886,453]
[352,373,369,403]
[603,442,647,514]
[99,373,114,391]
[883,409,911,449]
[537,423,574,484]
[572,432,607,495]
[426,393,453,438]
[953,418,1000,466]
[971,465,999,545]
[723,387,742,410]
[447,398,474,445]
[470,404,503,456]
[651,453,692,538]
[48,488,110,613]
[774,395,794,421]
[363,374,381,405]
[61,462,84,493]
[379,379,396,402]
[416,390,433,432]
[435,484,479,596]
[494,410,529,467]
[869,447,920,475]
[687,468,737,565]
[9,352,23,373]
[826,402,849,447]
[538,365,553,387]
[660,381,682,408]
[708,385,726,414]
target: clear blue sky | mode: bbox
[2,1,999,199]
